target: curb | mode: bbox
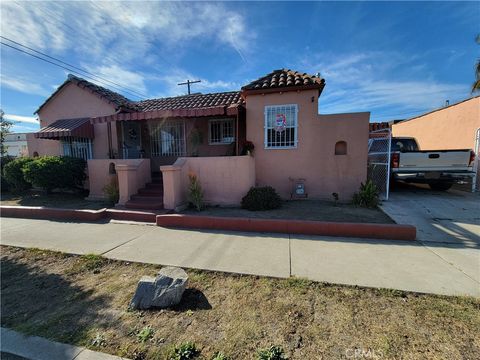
[156,214,417,241]
[0,327,129,360]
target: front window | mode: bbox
[264,104,298,149]
[209,119,235,145]
[150,120,186,156]
[62,137,92,160]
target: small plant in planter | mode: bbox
[241,140,255,155]
[241,186,282,211]
[332,192,339,206]
[103,177,119,205]
[352,180,379,208]
[188,173,204,211]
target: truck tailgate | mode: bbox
[398,149,472,171]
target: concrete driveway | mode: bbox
[380,184,480,246]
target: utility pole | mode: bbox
[177,79,201,95]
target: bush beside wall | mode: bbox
[22,156,87,193]
[241,186,282,211]
[2,157,34,193]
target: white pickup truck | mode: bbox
[369,137,476,191]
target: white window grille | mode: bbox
[209,119,235,144]
[264,104,298,149]
[149,120,186,157]
[62,137,92,160]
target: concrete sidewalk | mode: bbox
[1,217,479,297]
[0,327,128,360]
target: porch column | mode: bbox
[116,164,138,205]
[161,159,186,210]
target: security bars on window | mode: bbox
[62,137,92,160]
[149,120,186,157]
[264,104,298,149]
[209,119,235,144]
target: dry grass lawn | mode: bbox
[1,246,478,360]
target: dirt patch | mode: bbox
[2,246,478,360]
[182,200,394,224]
[0,191,109,210]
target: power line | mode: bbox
[1,36,148,99]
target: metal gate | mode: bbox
[473,127,480,192]
[368,128,392,200]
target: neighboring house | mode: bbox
[28,69,370,209]
[4,133,28,157]
[392,96,480,190]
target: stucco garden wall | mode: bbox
[35,82,119,159]
[245,89,369,201]
[161,155,255,209]
[87,159,151,201]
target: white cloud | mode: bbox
[302,51,470,120]
[85,64,148,95]
[3,114,39,124]
[0,75,49,96]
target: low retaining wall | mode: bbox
[161,155,255,210]
[0,206,106,222]
[1,206,158,223]
[156,214,416,241]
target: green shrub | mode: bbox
[188,174,204,211]
[103,177,119,205]
[136,326,155,343]
[1,155,15,192]
[352,180,379,208]
[211,352,229,360]
[23,156,86,192]
[241,186,282,211]
[3,157,34,192]
[167,341,201,360]
[257,345,287,360]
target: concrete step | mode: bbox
[125,199,164,210]
[145,182,163,189]
[138,187,164,196]
[130,194,163,202]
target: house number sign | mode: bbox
[275,113,287,132]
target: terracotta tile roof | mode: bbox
[35,74,136,114]
[242,68,325,92]
[35,117,94,139]
[134,91,243,112]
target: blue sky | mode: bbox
[1,1,479,133]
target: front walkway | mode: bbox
[1,217,478,297]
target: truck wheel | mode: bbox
[429,182,452,191]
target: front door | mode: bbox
[121,121,142,158]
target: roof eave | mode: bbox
[241,82,325,98]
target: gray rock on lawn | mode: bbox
[129,267,188,310]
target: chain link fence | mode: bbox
[368,129,392,200]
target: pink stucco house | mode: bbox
[28,69,370,210]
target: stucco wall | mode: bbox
[87,158,151,201]
[26,133,62,157]
[161,155,255,209]
[392,97,480,151]
[35,82,118,158]
[245,89,369,201]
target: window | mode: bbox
[149,120,186,157]
[209,119,235,144]
[264,104,298,149]
[62,137,92,160]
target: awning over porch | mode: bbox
[34,117,94,139]
[90,105,241,124]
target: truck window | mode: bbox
[391,138,418,152]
